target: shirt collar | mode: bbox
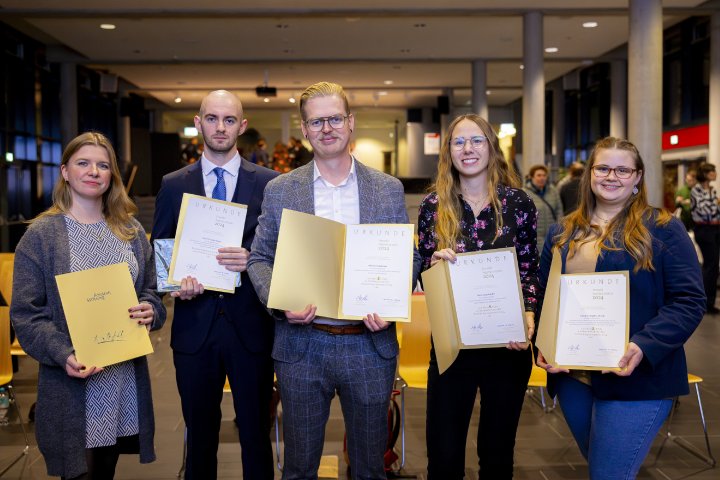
[313,156,357,187]
[201,152,241,178]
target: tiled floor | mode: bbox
[1,297,718,479]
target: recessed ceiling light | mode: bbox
[486,90,491,95]
[174,96,182,104]
[545,47,559,53]
[383,80,394,85]
[263,98,270,103]
[377,91,388,96]
[100,24,116,30]
[583,21,599,28]
[289,97,296,104]
[519,64,525,70]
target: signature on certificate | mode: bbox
[94,330,126,344]
[185,263,198,272]
[568,344,581,352]
[355,294,369,302]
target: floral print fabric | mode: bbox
[418,185,541,311]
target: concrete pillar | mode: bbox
[472,60,489,120]
[407,107,441,177]
[709,13,720,174]
[522,11,545,177]
[610,60,628,139]
[60,63,78,147]
[628,0,663,207]
[551,79,565,175]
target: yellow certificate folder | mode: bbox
[267,209,414,322]
[56,262,154,368]
[421,248,528,374]
[535,249,629,371]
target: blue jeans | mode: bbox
[555,375,673,480]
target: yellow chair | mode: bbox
[526,363,556,413]
[394,293,431,472]
[0,255,13,306]
[0,306,30,477]
[656,373,717,467]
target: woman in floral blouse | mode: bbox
[418,114,539,479]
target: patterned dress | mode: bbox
[64,216,140,448]
[417,185,540,309]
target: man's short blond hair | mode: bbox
[299,82,350,120]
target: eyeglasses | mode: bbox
[450,136,488,151]
[591,165,638,179]
[305,115,349,132]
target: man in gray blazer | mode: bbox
[248,82,421,479]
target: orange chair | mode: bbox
[526,363,556,413]
[394,293,431,472]
[0,306,30,476]
[656,373,716,467]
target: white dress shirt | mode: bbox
[313,157,361,325]
[201,152,242,201]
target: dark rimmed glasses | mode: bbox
[305,115,349,132]
[591,165,638,179]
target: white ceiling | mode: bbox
[0,0,708,115]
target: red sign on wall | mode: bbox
[662,124,709,150]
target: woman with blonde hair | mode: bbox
[536,137,705,479]
[11,132,166,479]
[418,114,539,478]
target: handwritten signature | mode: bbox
[94,330,126,344]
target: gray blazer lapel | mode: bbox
[356,161,375,224]
[290,162,316,215]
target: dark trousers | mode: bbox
[63,435,139,480]
[173,314,274,480]
[693,224,720,309]
[426,346,532,480]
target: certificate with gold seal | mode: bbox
[267,209,414,321]
[168,193,247,293]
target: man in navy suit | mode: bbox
[152,90,279,479]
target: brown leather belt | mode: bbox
[312,323,366,335]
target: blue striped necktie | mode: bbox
[211,167,226,201]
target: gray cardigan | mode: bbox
[10,214,166,478]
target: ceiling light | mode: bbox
[100,24,116,30]
[5,152,13,162]
[545,47,559,53]
[583,21,599,28]
[377,91,388,96]
[383,80,394,85]
[289,97,296,104]
[519,64,524,70]
[263,98,270,103]
[184,127,198,137]
[174,96,182,104]
[486,90,491,95]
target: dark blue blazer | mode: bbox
[538,215,705,400]
[151,159,280,355]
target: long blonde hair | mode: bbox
[36,132,139,241]
[554,136,671,272]
[430,114,520,249]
